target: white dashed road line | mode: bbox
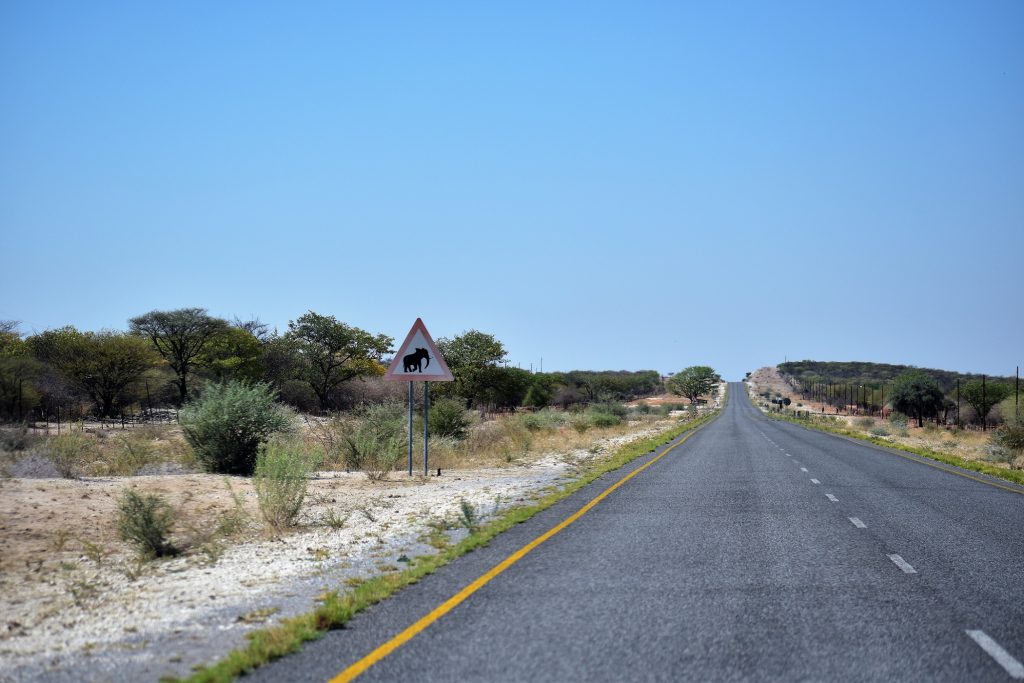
[888,554,917,574]
[849,517,866,528]
[825,494,838,502]
[966,630,1024,679]
[800,467,808,472]
[810,478,820,484]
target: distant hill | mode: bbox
[777,360,1015,393]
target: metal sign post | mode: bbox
[424,382,430,476]
[408,381,414,476]
[384,319,454,476]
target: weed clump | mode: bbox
[253,438,314,531]
[869,426,891,437]
[117,489,177,558]
[889,413,909,437]
[47,432,94,478]
[181,381,294,475]
[855,417,875,429]
[338,401,407,479]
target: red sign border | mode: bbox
[383,318,454,382]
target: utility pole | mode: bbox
[982,375,987,431]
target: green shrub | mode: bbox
[117,489,177,558]
[517,409,566,432]
[339,401,406,478]
[889,413,908,428]
[632,402,651,415]
[428,398,473,439]
[869,426,891,437]
[588,412,623,428]
[855,417,875,429]
[254,438,313,530]
[181,381,294,475]
[46,432,94,478]
[590,401,627,418]
[657,403,687,416]
[570,414,592,433]
[991,423,1024,453]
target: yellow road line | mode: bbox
[329,420,713,683]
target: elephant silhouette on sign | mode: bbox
[403,348,430,373]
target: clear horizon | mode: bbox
[3,2,1022,381]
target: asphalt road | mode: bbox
[250,383,1024,682]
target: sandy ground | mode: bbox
[0,418,685,682]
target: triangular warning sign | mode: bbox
[383,318,454,382]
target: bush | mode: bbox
[0,426,36,453]
[588,411,623,428]
[855,417,875,429]
[991,423,1024,453]
[590,401,628,418]
[181,381,294,475]
[429,398,473,439]
[517,409,566,433]
[117,489,177,558]
[46,432,94,478]
[253,438,313,530]
[339,401,406,478]
[570,413,592,433]
[869,426,891,437]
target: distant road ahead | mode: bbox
[252,382,1024,682]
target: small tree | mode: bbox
[961,380,1013,431]
[286,311,393,411]
[181,381,294,475]
[666,366,720,404]
[889,371,944,428]
[436,330,508,408]
[130,308,229,404]
[29,327,158,417]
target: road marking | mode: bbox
[327,417,714,682]
[888,554,917,573]
[849,517,866,528]
[783,422,1024,496]
[810,478,820,484]
[966,630,1024,679]
[800,467,808,472]
[825,493,838,502]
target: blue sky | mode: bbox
[2,2,1021,380]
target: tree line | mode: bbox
[779,360,1018,429]
[0,310,665,421]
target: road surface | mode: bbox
[250,382,1024,682]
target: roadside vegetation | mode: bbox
[176,400,723,683]
[1,309,726,680]
[748,366,1024,486]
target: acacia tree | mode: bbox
[286,311,393,411]
[436,330,507,408]
[129,308,229,404]
[960,380,1012,431]
[29,327,158,417]
[889,371,944,427]
[667,366,720,404]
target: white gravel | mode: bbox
[0,424,673,683]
